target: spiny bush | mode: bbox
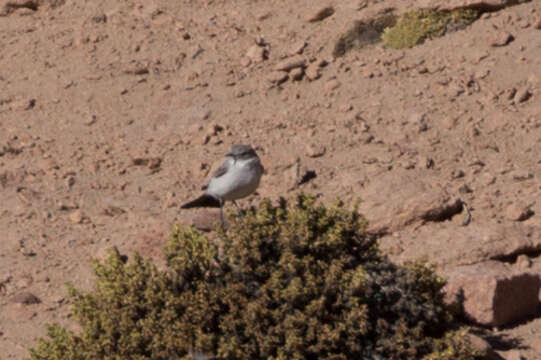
[381,8,479,49]
[29,194,480,359]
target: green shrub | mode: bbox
[381,8,479,49]
[29,194,480,359]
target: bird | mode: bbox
[181,144,264,225]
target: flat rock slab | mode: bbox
[358,170,457,234]
[443,260,541,327]
[418,0,530,11]
[379,221,540,268]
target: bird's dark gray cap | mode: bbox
[227,144,255,156]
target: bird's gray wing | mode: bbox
[201,160,230,190]
[211,160,230,179]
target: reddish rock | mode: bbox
[535,17,541,30]
[246,45,266,63]
[288,40,307,56]
[379,220,541,269]
[125,218,170,266]
[10,291,41,305]
[466,334,499,360]
[191,212,222,232]
[69,210,84,224]
[94,246,128,263]
[305,62,321,81]
[290,67,304,81]
[490,31,514,47]
[504,202,534,222]
[306,6,334,22]
[419,0,529,11]
[2,0,65,15]
[500,349,526,360]
[444,261,541,327]
[267,71,288,85]
[358,171,459,234]
[324,79,341,93]
[531,338,541,356]
[513,87,532,103]
[274,56,306,72]
[305,143,326,158]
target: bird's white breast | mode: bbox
[206,157,262,201]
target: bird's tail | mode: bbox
[181,194,221,209]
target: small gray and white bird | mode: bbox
[181,144,264,224]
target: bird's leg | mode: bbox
[232,200,246,217]
[219,198,225,227]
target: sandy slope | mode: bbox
[0,0,540,358]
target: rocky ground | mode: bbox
[1,0,540,358]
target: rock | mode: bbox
[305,62,321,80]
[126,219,169,266]
[490,31,514,47]
[358,171,460,234]
[191,212,221,232]
[306,6,334,22]
[288,40,307,56]
[500,350,526,360]
[69,210,84,224]
[283,159,317,190]
[65,176,75,189]
[305,143,326,158]
[505,87,517,100]
[451,169,465,179]
[10,291,41,305]
[12,98,36,111]
[379,216,541,269]
[202,134,211,145]
[466,334,499,360]
[458,184,472,194]
[256,11,272,21]
[444,261,541,327]
[240,56,251,67]
[418,0,529,11]
[515,254,532,269]
[510,169,533,181]
[91,13,107,23]
[267,71,288,85]
[275,56,306,72]
[409,112,428,132]
[246,45,266,62]
[85,114,97,126]
[124,64,149,75]
[103,204,126,217]
[324,79,341,93]
[132,157,162,170]
[531,338,541,355]
[513,87,531,103]
[284,160,301,191]
[339,104,352,112]
[290,67,304,81]
[206,122,223,136]
[0,0,64,15]
[504,202,534,221]
[95,246,128,263]
[535,17,541,30]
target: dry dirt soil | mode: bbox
[1,0,540,358]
